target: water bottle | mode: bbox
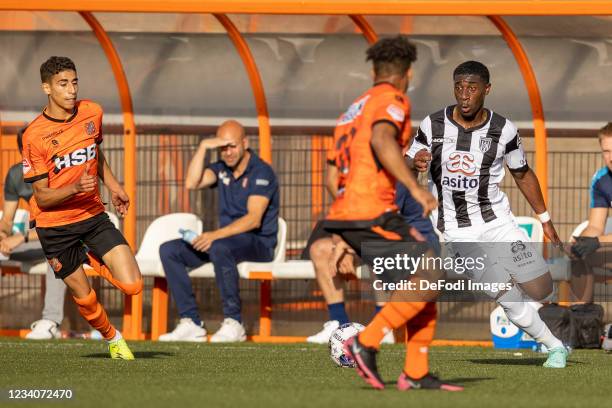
[179,228,198,244]
[12,222,26,236]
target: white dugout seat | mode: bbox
[137,214,288,280]
[136,213,203,277]
[188,218,287,278]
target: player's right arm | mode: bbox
[22,128,94,209]
[185,138,229,189]
[406,119,433,173]
[31,164,95,209]
[370,122,437,216]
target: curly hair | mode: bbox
[453,60,490,84]
[40,56,76,83]
[366,35,417,77]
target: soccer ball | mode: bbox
[329,322,365,368]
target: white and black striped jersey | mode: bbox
[407,105,527,233]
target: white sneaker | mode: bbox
[306,320,340,344]
[210,318,247,343]
[158,318,207,342]
[381,329,395,344]
[25,319,61,340]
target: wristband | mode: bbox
[537,211,551,223]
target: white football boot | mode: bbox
[25,319,61,340]
[306,320,340,344]
[158,318,207,342]
[210,318,247,343]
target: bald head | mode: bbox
[217,120,249,169]
[217,120,245,141]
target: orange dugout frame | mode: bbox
[1,0,610,339]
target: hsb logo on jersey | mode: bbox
[53,143,97,174]
[446,152,477,176]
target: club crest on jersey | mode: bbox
[479,137,492,153]
[53,143,97,174]
[219,171,230,186]
[446,152,477,176]
[22,158,32,175]
[85,121,96,135]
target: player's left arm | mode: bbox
[506,130,562,245]
[511,168,562,244]
[97,147,129,217]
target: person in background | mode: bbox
[159,120,279,343]
[0,127,66,339]
[570,122,612,302]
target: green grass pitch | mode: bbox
[0,337,610,408]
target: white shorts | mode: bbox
[443,216,549,292]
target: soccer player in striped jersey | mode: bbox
[407,60,568,368]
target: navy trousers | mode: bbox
[160,233,273,323]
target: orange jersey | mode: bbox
[327,83,411,221]
[22,100,105,227]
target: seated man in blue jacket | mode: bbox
[159,120,279,342]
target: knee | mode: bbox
[118,278,143,296]
[208,240,232,259]
[309,238,333,261]
[159,239,183,260]
[525,274,554,302]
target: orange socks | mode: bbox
[359,301,428,349]
[86,253,143,295]
[73,289,116,341]
[403,302,437,379]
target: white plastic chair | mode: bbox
[136,213,203,277]
[238,218,287,278]
[272,260,315,279]
[189,217,287,279]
